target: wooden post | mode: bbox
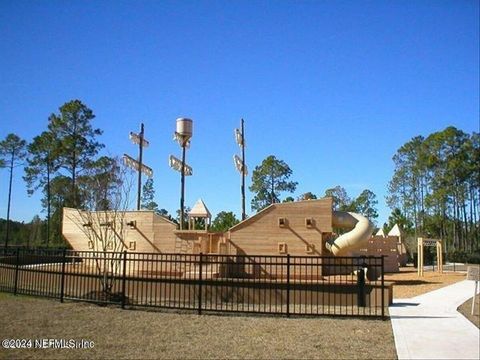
[418,238,443,276]
[466,266,480,316]
[241,118,246,221]
[180,144,186,230]
[417,237,423,277]
[436,241,441,273]
[136,123,144,211]
[473,281,478,316]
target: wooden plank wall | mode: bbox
[151,214,179,252]
[228,198,333,256]
[352,236,400,272]
[174,231,225,254]
[62,208,177,253]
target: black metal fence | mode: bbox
[0,248,386,318]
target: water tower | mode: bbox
[171,118,193,229]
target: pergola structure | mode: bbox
[188,199,211,231]
[417,237,443,276]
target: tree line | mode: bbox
[1,100,111,246]
[248,155,380,225]
[1,100,477,256]
[387,126,479,253]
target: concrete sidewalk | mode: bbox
[389,280,480,360]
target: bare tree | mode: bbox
[67,157,134,297]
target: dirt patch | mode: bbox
[458,293,480,328]
[0,292,397,360]
[385,266,466,299]
[81,290,128,304]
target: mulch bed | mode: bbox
[385,266,466,298]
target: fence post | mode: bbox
[381,256,385,319]
[60,249,67,303]
[356,267,366,307]
[14,248,20,296]
[121,251,127,309]
[198,253,203,315]
[286,254,290,317]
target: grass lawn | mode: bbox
[0,265,471,359]
[0,293,397,360]
[458,293,480,329]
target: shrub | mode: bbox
[467,251,480,264]
[447,250,480,264]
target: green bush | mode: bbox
[447,250,480,264]
[467,251,480,264]
[447,250,467,263]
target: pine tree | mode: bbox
[0,133,27,247]
[24,131,59,245]
[141,178,159,211]
[249,155,297,211]
[48,100,104,207]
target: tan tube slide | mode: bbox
[326,211,375,256]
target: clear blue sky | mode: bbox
[0,0,478,227]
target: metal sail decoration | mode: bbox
[235,128,245,147]
[123,123,152,210]
[233,154,248,176]
[233,119,247,220]
[169,155,193,176]
[123,154,153,178]
[129,132,150,148]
